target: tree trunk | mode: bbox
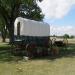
[2,33,6,42]
[9,21,14,44]
[2,37,6,42]
[1,27,6,42]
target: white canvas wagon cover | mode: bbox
[14,17,50,36]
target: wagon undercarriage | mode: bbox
[11,38,51,58]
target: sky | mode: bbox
[37,0,75,36]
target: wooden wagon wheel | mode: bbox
[26,43,36,58]
[10,42,18,54]
[50,38,60,56]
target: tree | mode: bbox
[20,0,44,21]
[0,0,21,43]
[63,34,69,38]
[70,35,74,39]
[0,0,44,43]
[0,17,7,42]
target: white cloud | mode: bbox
[37,0,75,19]
[50,25,75,35]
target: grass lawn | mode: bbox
[0,57,75,75]
[0,42,75,75]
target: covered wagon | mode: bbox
[13,17,50,57]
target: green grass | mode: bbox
[0,42,75,75]
[0,43,11,50]
[0,57,75,75]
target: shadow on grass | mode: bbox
[0,50,23,63]
[0,43,75,62]
[59,44,75,58]
[0,43,23,63]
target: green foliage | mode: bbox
[70,35,74,39]
[19,0,44,21]
[0,0,44,22]
[63,34,69,38]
